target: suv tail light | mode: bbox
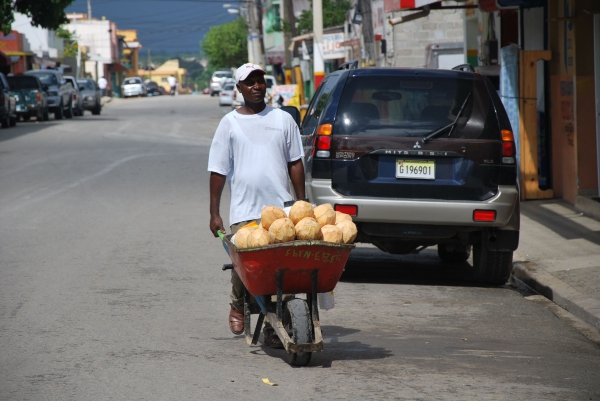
[36,92,41,103]
[501,129,515,163]
[473,210,496,222]
[335,204,358,216]
[315,124,332,157]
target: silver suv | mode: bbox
[209,70,233,96]
[25,70,74,119]
[301,65,519,285]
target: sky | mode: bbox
[65,0,240,55]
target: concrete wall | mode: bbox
[388,8,464,67]
[67,20,113,61]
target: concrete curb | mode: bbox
[512,262,600,332]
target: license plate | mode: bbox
[396,159,435,180]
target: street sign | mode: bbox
[248,34,263,39]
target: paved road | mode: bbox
[1,96,599,401]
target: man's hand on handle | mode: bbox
[209,172,227,237]
[210,214,225,238]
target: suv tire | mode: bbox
[438,244,471,264]
[472,244,513,285]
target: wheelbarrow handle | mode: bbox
[217,229,230,256]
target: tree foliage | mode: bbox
[296,0,352,34]
[1,0,74,35]
[201,18,247,69]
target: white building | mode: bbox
[66,15,117,80]
[11,12,64,61]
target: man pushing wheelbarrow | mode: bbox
[208,62,306,349]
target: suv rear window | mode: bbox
[28,73,58,86]
[124,78,141,85]
[332,75,499,140]
[214,72,232,79]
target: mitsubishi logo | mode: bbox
[413,141,421,149]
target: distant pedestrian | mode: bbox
[167,75,177,96]
[98,77,108,96]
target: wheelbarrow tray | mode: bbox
[223,234,355,296]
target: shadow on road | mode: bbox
[340,247,499,288]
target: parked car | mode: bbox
[0,72,17,128]
[145,81,162,96]
[299,65,520,285]
[232,74,277,109]
[209,70,233,96]
[219,82,235,106]
[6,75,49,121]
[121,77,147,98]
[64,75,84,116]
[25,69,73,119]
[76,78,102,115]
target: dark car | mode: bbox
[77,78,102,115]
[0,72,17,128]
[25,70,74,119]
[145,81,162,96]
[6,75,49,121]
[300,64,519,285]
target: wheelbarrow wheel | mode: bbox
[286,299,313,366]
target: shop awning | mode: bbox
[384,0,441,12]
[33,55,57,68]
[108,62,128,72]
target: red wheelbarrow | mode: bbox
[219,231,355,366]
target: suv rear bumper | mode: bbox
[308,179,519,228]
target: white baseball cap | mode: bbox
[235,63,267,84]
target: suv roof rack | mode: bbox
[451,64,475,72]
[338,60,359,70]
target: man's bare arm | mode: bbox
[209,172,227,237]
[288,159,306,200]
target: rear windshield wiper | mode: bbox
[422,93,472,143]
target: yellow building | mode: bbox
[117,29,141,77]
[139,59,187,93]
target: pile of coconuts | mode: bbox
[234,201,357,249]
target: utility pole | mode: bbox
[148,49,152,80]
[87,0,92,19]
[313,0,324,89]
[360,0,375,66]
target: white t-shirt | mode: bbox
[98,77,107,89]
[208,106,303,225]
[167,76,177,87]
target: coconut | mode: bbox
[336,220,358,244]
[314,204,336,226]
[289,201,314,225]
[235,226,256,249]
[268,218,296,243]
[335,211,353,224]
[247,227,270,247]
[261,206,287,230]
[320,224,342,243]
[295,217,322,240]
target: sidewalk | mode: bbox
[511,199,600,332]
